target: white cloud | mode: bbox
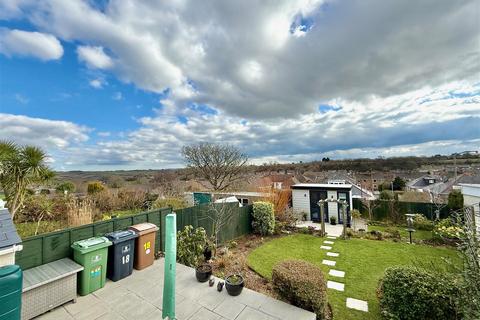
[14,93,29,104]
[0,113,89,149]
[77,45,113,69]
[89,78,104,89]
[0,29,63,60]
[112,91,123,100]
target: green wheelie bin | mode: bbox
[71,237,112,296]
[0,265,22,320]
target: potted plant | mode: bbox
[203,236,216,261]
[330,216,337,225]
[225,274,244,296]
[195,263,212,282]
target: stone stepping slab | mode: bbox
[327,281,344,292]
[329,269,345,278]
[346,298,368,312]
[320,246,332,250]
[322,259,336,266]
[326,252,339,257]
[323,240,334,244]
[327,236,337,239]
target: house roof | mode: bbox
[292,183,352,190]
[0,208,22,249]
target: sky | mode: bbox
[0,0,479,171]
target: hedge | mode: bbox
[377,266,461,320]
[252,201,275,236]
[272,260,329,319]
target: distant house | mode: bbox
[292,183,352,226]
[459,183,480,235]
[184,191,269,206]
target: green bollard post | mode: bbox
[162,213,176,320]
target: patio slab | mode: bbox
[36,258,315,320]
[320,245,332,250]
[346,298,368,312]
[322,259,336,266]
[327,280,345,292]
[323,240,334,244]
[326,252,339,257]
[329,269,345,278]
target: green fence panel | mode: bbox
[16,238,43,270]
[70,226,94,244]
[132,213,148,225]
[93,221,114,236]
[15,204,252,270]
[43,232,70,264]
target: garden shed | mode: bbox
[292,183,353,224]
[0,207,23,267]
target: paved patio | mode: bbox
[296,219,368,237]
[37,258,316,320]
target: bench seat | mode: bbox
[22,258,83,320]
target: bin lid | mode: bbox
[0,264,20,278]
[129,223,159,235]
[71,237,111,253]
[105,230,138,242]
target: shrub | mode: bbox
[434,218,463,239]
[272,260,329,319]
[378,266,461,320]
[413,214,434,231]
[153,197,188,210]
[56,181,75,194]
[252,201,275,236]
[329,216,336,225]
[383,227,400,239]
[87,181,105,194]
[177,225,207,267]
[366,230,383,240]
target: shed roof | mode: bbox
[0,208,22,249]
[292,183,352,190]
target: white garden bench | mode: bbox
[22,258,83,320]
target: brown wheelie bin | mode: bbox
[128,223,159,270]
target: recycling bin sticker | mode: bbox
[90,266,102,278]
[144,241,151,255]
[91,255,101,263]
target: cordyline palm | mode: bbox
[0,140,54,219]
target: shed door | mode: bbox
[310,190,327,222]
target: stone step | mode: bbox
[326,252,339,257]
[326,236,337,239]
[320,246,332,250]
[323,240,334,244]
[346,298,368,312]
[327,281,344,292]
[329,269,345,278]
[322,259,336,266]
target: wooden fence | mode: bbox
[15,203,252,270]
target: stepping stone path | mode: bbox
[322,259,336,266]
[321,235,369,313]
[329,269,345,278]
[327,280,344,291]
[347,298,369,312]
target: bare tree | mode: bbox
[201,202,238,247]
[182,143,248,191]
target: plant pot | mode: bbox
[195,264,212,283]
[225,274,244,296]
[203,247,212,261]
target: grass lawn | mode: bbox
[247,234,460,320]
[15,221,67,238]
[367,225,434,241]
